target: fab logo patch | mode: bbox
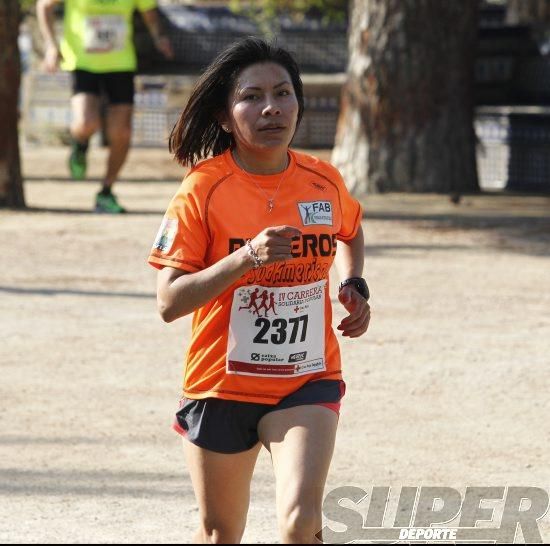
[297,201,333,226]
[153,217,178,253]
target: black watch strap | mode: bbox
[338,277,370,301]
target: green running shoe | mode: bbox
[95,192,127,214]
[68,145,88,180]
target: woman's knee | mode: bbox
[107,124,132,146]
[72,117,100,139]
[279,503,322,544]
[198,517,246,544]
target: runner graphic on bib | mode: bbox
[84,15,127,53]
[227,280,326,377]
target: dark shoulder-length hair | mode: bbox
[169,36,305,167]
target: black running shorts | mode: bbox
[173,379,346,454]
[72,69,135,105]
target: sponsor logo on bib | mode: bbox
[289,351,307,363]
[298,201,333,226]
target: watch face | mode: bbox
[340,278,369,301]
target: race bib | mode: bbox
[84,16,127,53]
[227,280,326,378]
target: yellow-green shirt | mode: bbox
[61,0,157,73]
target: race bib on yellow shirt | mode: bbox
[84,15,127,53]
[227,280,326,378]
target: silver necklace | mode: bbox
[233,150,289,213]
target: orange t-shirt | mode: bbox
[148,148,362,404]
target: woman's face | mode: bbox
[223,62,300,154]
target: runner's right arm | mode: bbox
[37,0,62,73]
[156,226,300,322]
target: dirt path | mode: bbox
[1,146,549,543]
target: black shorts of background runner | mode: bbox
[174,379,346,454]
[72,70,135,105]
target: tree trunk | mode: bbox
[0,0,25,208]
[332,0,479,194]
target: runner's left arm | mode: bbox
[140,8,174,59]
[335,224,365,281]
[335,225,371,338]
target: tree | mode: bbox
[0,0,25,208]
[331,0,480,193]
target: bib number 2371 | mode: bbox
[227,280,326,377]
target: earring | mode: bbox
[222,126,230,133]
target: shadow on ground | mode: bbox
[0,467,187,498]
[360,192,550,257]
[0,286,155,299]
[21,206,165,216]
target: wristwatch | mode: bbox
[338,277,370,301]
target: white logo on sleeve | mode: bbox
[298,201,333,226]
[153,217,178,253]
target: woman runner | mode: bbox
[148,37,371,544]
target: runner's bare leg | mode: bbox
[183,440,262,543]
[258,405,338,544]
[71,93,101,143]
[104,104,133,190]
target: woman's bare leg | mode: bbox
[258,405,339,544]
[183,439,262,544]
